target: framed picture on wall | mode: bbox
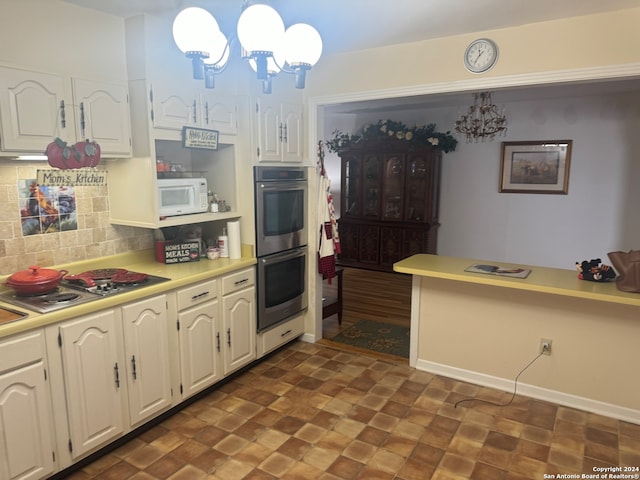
[499,140,572,194]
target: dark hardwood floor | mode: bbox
[321,266,412,351]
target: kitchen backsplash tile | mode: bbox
[0,161,153,276]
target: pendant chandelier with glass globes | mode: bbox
[172,3,323,93]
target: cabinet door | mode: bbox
[150,84,198,130]
[71,78,132,156]
[58,310,124,459]
[380,226,403,267]
[381,154,405,221]
[200,92,237,135]
[405,151,437,222]
[178,300,222,400]
[280,102,303,163]
[0,331,55,480]
[255,97,282,162]
[341,154,361,217]
[221,287,256,375]
[362,153,382,218]
[121,295,172,426]
[0,66,70,152]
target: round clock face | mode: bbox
[464,38,498,73]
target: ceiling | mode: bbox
[60,0,640,114]
[61,0,639,55]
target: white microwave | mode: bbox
[158,178,209,217]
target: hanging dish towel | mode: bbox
[317,153,341,281]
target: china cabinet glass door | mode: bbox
[382,154,404,220]
[362,154,381,218]
[342,154,361,217]
[405,153,429,221]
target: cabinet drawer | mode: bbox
[177,279,218,310]
[0,330,45,372]
[221,268,255,296]
[258,314,304,357]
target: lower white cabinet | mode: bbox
[221,268,257,375]
[0,330,56,480]
[57,309,125,459]
[52,294,171,461]
[257,314,304,358]
[177,269,256,398]
[177,279,222,400]
[121,295,172,426]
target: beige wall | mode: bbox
[305,8,640,97]
[0,1,152,276]
[416,277,639,420]
[0,161,153,276]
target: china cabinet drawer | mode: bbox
[221,268,255,296]
[176,279,218,310]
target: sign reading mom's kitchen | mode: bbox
[37,169,108,186]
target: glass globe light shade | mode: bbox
[202,30,230,68]
[237,4,285,54]
[281,23,322,66]
[172,7,219,54]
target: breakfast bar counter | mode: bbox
[393,254,640,424]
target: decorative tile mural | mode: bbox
[18,179,77,236]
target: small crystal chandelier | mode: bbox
[172,3,323,93]
[454,92,507,142]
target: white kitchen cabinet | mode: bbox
[254,97,303,163]
[257,314,304,358]
[57,309,125,459]
[0,65,131,157]
[221,268,256,374]
[121,295,172,426]
[71,78,132,156]
[0,330,56,480]
[0,66,67,153]
[151,85,237,136]
[176,280,222,400]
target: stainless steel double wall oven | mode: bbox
[254,166,308,332]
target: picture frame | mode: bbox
[499,140,572,194]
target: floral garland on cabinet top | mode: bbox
[326,119,458,154]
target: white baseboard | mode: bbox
[415,359,640,425]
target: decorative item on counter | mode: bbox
[218,227,229,258]
[575,258,616,282]
[607,250,640,293]
[206,247,221,260]
[46,137,101,169]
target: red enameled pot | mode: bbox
[4,266,69,295]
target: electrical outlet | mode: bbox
[540,338,552,356]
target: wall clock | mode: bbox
[464,38,498,73]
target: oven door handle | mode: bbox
[260,248,305,265]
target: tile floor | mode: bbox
[66,341,640,480]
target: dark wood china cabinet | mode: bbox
[337,140,441,271]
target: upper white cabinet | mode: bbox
[151,85,237,135]
[0,330,56,480]
[0,67,66,153]
[0,65,132,157]
[71,78,132,156]
[254,97,303,163]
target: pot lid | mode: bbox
[7,266,66,285]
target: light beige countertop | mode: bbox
[393,254,640,308]
[0,248,257,338]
